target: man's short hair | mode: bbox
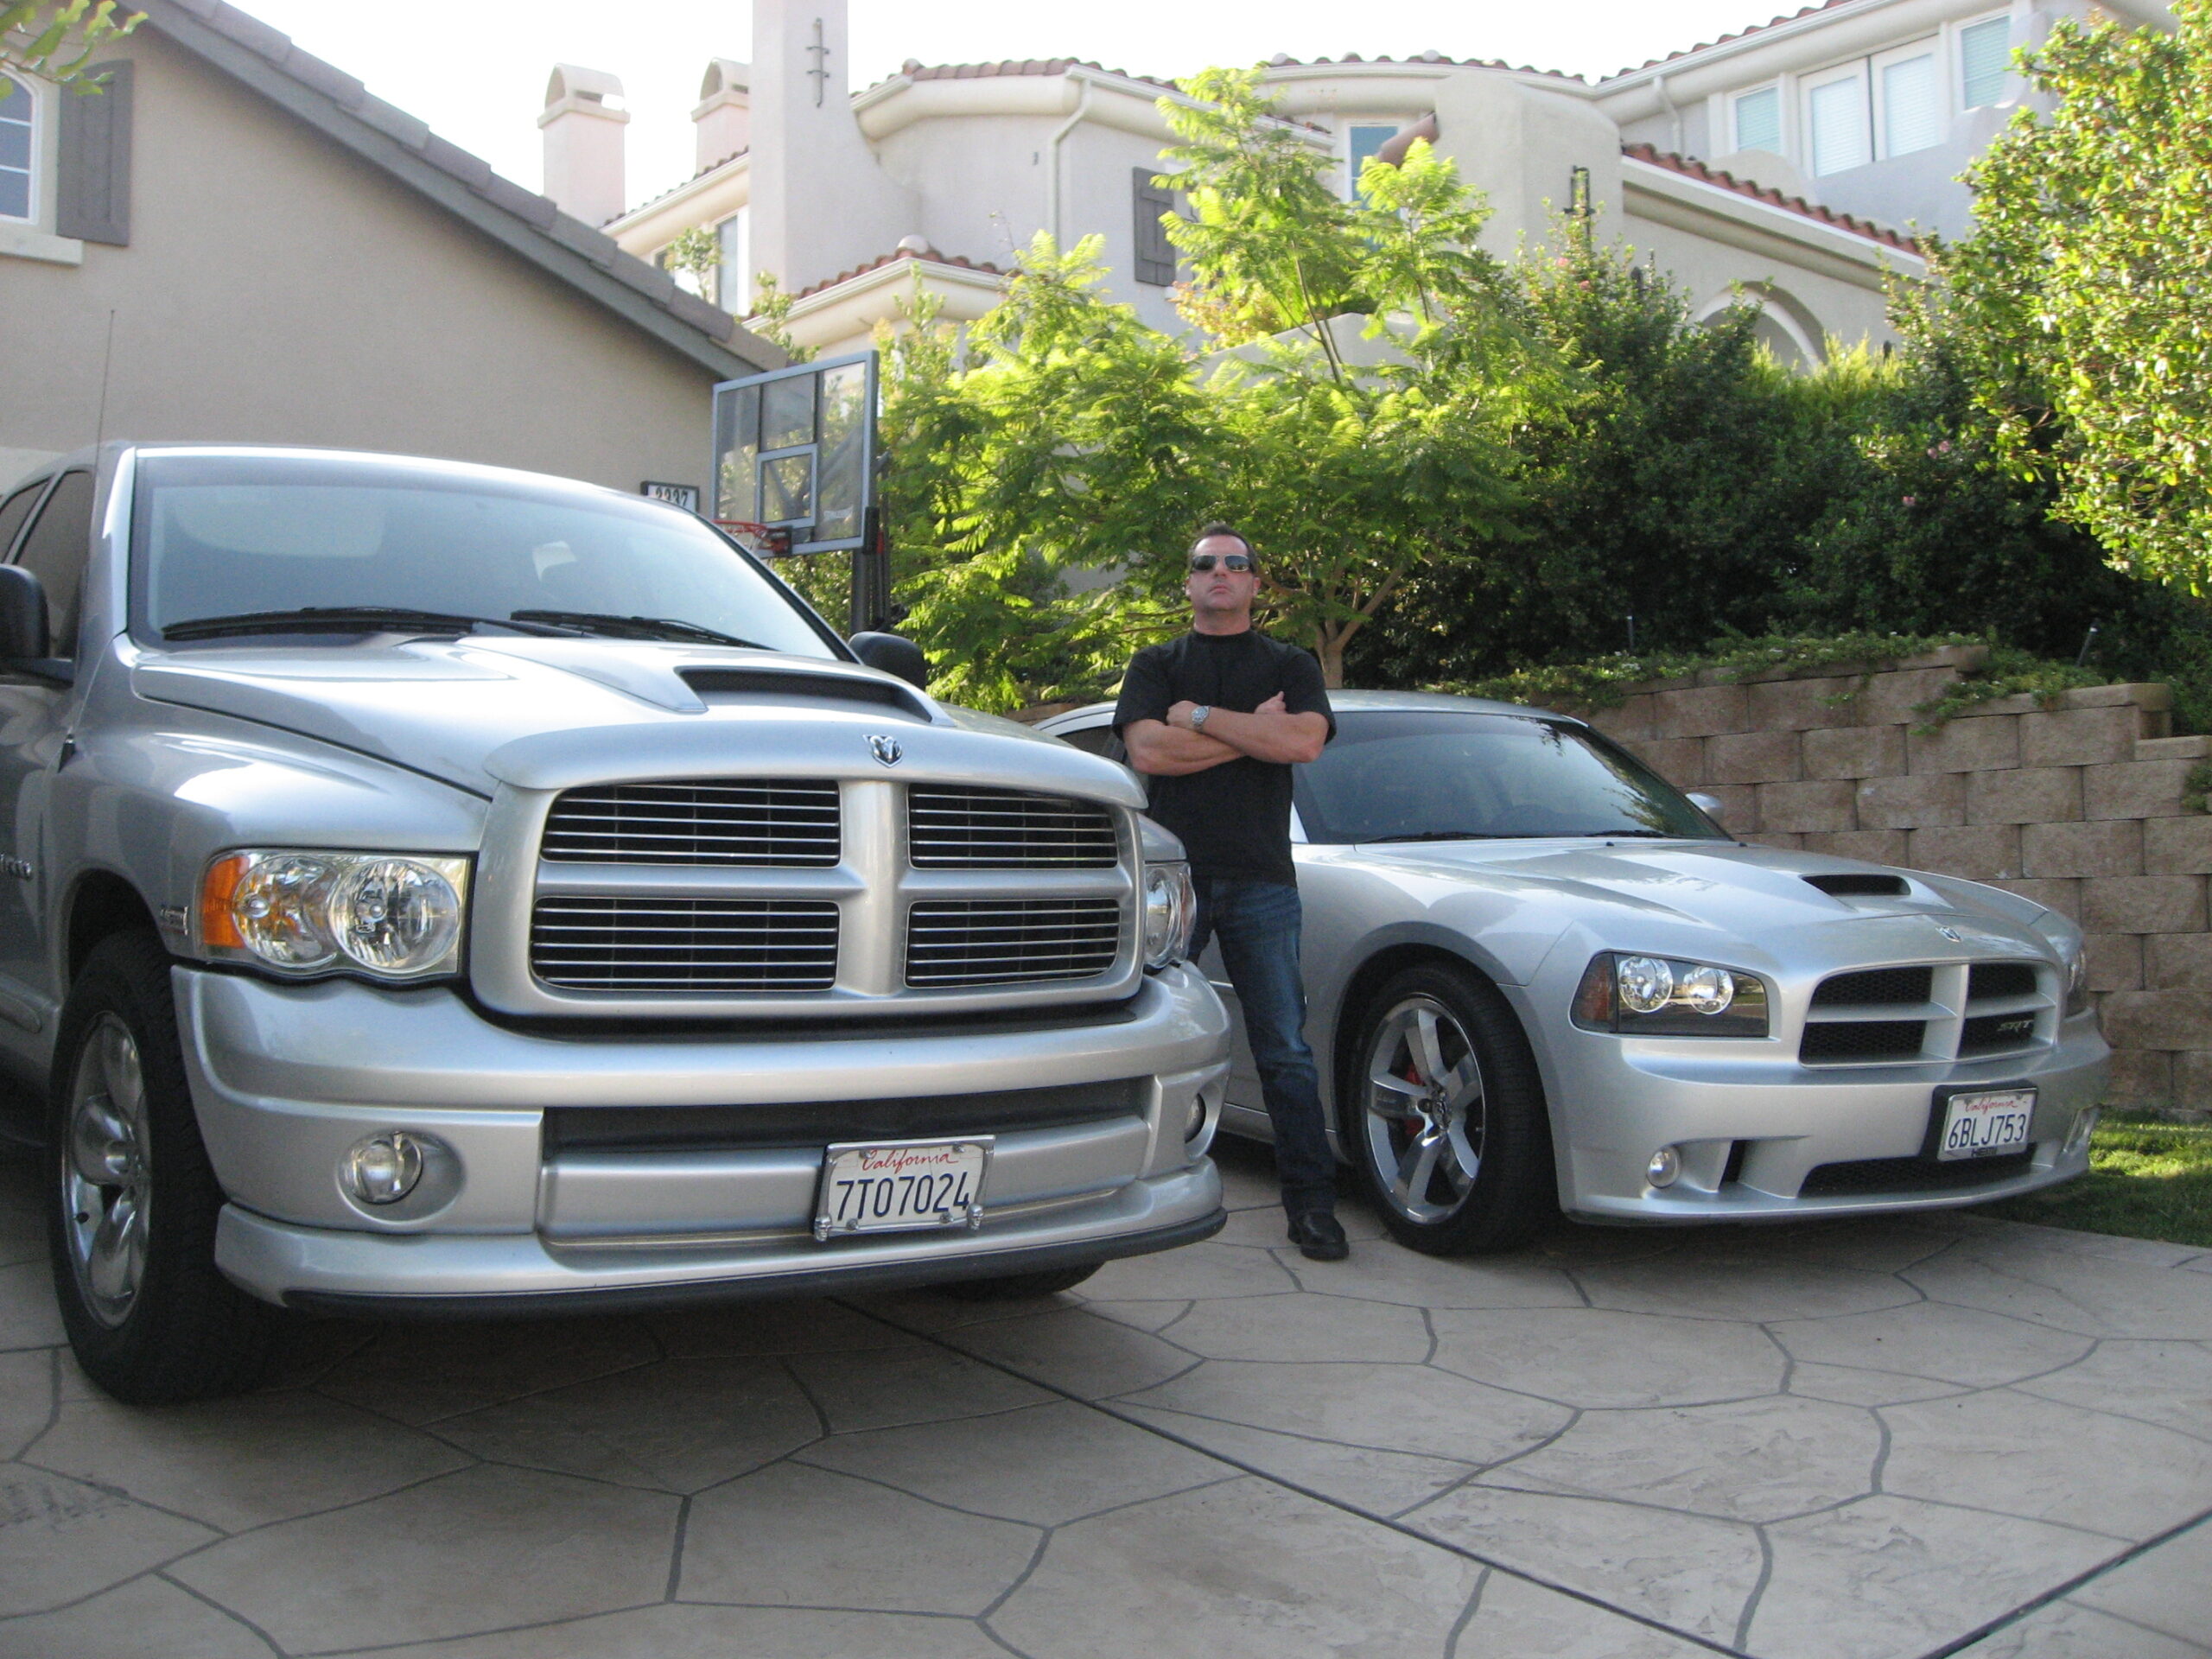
[1191,523,1256,566]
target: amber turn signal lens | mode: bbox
[199,853,250,950]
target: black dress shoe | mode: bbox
[1287,1211,1350,1261]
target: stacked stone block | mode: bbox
[1579,646,2211,1111]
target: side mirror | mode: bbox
[849,631,930,691]
[0,566,47,661]
[1687,791,1728,828]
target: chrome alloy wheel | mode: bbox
[1362,994,1487,1224]
[60,1014,152,1330]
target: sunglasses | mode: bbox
[1189,553,1255,573]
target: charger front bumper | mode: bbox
[1520,1001,2109,1223]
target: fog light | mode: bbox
[2065,1108,2099,1155]
[341,1133,426,1205]
[1184,1092,1209,1140]
[1647,1145,1682,1188]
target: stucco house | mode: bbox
[0,0,782,498]
[565,0,2168,365]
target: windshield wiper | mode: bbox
[1567,829,1681,838]
[1360,830,1525,843]
[508,610,772,650]
[162,606,581,642]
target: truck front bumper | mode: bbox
[176,963,1230,1311]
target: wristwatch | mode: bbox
[1189,704,1212,733]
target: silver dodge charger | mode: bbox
[1039,691,2107,1255]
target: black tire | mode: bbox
[48,931,277,1402]
[1344,963,1555,1255]
[939,1264,1100,1301]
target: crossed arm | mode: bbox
[1123,692,1331,776]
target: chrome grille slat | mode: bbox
[908,785,1117,869]
[906,898,1121,987]
[531,897,837,992]
[543,779,840,868]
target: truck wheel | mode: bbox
[48,931,276,1402]
[1348,963,1555,1255]
[941,1264,1099,1300]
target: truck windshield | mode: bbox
[130,452,840,658]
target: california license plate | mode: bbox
[814,1138,991,1241]
[1936,1088,2037,1160]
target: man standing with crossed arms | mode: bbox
[1114,525,1347,1261]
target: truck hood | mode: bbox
[130,638,1145,805]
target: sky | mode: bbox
[238,2,1797,212]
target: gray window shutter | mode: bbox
[57,60,132,245]
[1132,168,1176,287]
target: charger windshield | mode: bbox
[1295,710,1726,843]
[131,453,838,657]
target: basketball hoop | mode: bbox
[715,519,793,556]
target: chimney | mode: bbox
[539,64,629,227]
[694,59,751,172]
[752,0,920,295]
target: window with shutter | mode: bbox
[0,77,33,222]
[1879,50,1941,156]
[1807,72,1870,175]
[1132,168,1176,287]
[1960,15,2012,109]
[56,60,131,245]
[1732,86,1783,156]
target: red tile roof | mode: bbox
[790,247,1007,302]
[883,58,1179,92]
[1608,0,1866,78]
[1262,50,1580,83]
[1623,143,1923,251]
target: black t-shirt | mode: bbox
[1112,630,1335,887]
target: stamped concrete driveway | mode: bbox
[1,1137,2208,1659]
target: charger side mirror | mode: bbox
[849,631,930,691]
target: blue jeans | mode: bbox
[1191,877,1338,1218]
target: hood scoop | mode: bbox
[679,666,931,722]
[1804,873,1911,899]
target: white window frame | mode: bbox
[1802,60,1872,177]
[715,208,750,315]
[1872,37,1943,159]
[1343,121,1398,201]
[0,71,41,226]
[1729,81,1786,156]
[1955,9,2015,111]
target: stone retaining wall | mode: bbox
[1577,646,2211,1111]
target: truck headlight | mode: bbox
[1572,951,1769,1038]
[1142,861,1196,969]
[200,850,469,980]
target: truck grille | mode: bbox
[906,898,1122,987]
[907,786,1118,868]
[531,897,838,991]
[541,779,840,867]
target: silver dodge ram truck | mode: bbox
[0,442,1229,1402]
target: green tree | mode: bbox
[2,0,138,84]
[1924,0,2212,593]
[876,67,1530,704]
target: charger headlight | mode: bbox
[200,850,469,980]
[1142,861,1197,969]
[2063,944,2090,1016]
[1573,951,1769,1037]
